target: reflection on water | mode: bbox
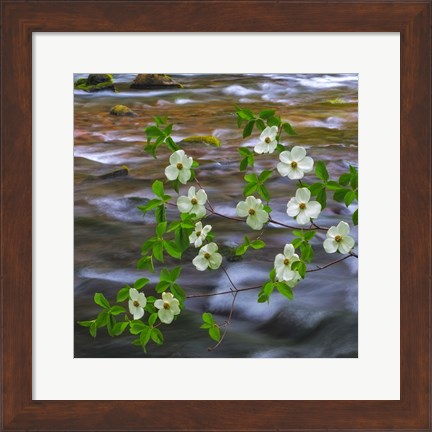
[74,74,358,358]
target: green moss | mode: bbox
[130,74,182,89]
[109,105,136,116]
[326,98,346,104]
[181,136,221,147]
[75,78,87,86]
[74,74,116,92]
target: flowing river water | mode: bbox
[74,73,358,358]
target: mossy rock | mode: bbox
[74,74,116,92]
[180,136,221,147]
[98,166,129,180]
[109,105,137,117]
[130,74,182,89]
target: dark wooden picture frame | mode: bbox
[1,1,431,430]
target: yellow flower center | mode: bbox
[163,302,170,310]
[284,258,290,265]
[265,137,271,144]
[204,252,211,259]
[291,161,298,168]
[196,230,202,237]
[176,163,183,170]
[191,198,198,205]
[248,208,256,215]
[133,300,140,307]
[299,203,306,210]
[335,235,342,242]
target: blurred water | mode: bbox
[74,73,358,358]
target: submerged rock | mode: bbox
[109,105,137,116]
[74,74,116,92]
[130,74,182,89]
[180,136,221,147]
[98,166,129,179]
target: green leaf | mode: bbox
[315,161,329,182]
[139,326,152,346]
[110,306,126,316]
[276,282,294,300]
[339,173,351,186]
[236,107,255,121]
[243,182,257,197]
[156,221,167,238]
[303,230,316,241]
[112,321,129,336]
[316,188,327,209]
[243,121,255,138]
[170,266,182,281]
[155,204,166,223]
[145,125,164,138]
[291,261,306,278]
[300,243,314,263]
[95,310,109,327]
[137,199,162,214]
[326,181,342,191]
[350,172,358,190]
[308,182,325,196]
[250,239,266,249]
[89,322,97,338]
[152,241,164,262]
[209,325,221,342]
[151,328,164,345]
[283,122,297,136]
[134,278,150,289]
[156,281,171,293]
[165,136,179,152]
[259,109,276,119]
[344,191,357,206]
[164,240,182,259]
[334,188,350,202]
[235,244,249,256]
[292,238,303,249]
[259,170,273,183]
[255,118,266,131]
[137,256,154,272]
[78,320,93,327]
[200,323,212,329]
[267,116,281,127]
[239,157,249,171]
[238,147,251,157]
[202,312,214,325]
[269,268,276,282]
[94,293,110,309]
[116,286,130,302]
[262,281,274,296]
[257,184,270,202]
[130,320,146,335]
[148,313,158,327]
[244,173,258,184]
[152,180,164,198]
[171,283,186,302]
[352,209,358,225]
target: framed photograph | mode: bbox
[1,1,430,431]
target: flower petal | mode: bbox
[260,127,271,140]
[158,308,174,324]
[282,267,296,282]
[182,155,193,169]
[277,162,291,177]
[327,226,338,238]
[165,165,179,181]
[154,299,164,310]
[287,199,300,217]
[295,187,311,203]
[137,292,147,308]
[177,196,193,213]
[209,252,222,269]
[189,232,198,244]
[267,141,278,153]
[169,150,184,165]
[337,221,350,236]
[287,167,304,180]
[283,244,295,258]
[296,210,310,225]
[133,307,144,321]
[191,204,206,219]
[169,300,181,315]
[254,142,267,154]
[298,156,314,172]
[338,236,355,254]
[236,201,249,217]
[206,242,218,253]
[323,238,338,253]
[279,151,292,164]
[290,146,306,161]
[192,255,209,271]
[194,237,203,248]
[305,201,321,219]
[202,225,212,235]
[196,189,207,205]
[178,168,192,184]
[268,125,278,139]
[255,209,269,224]
[162,292,174,301]
[188,186,197,198]
[246,215,263,230]
[129,288,139,301]
[274,253,285,268]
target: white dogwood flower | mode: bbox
[192,242,222,271]
[277,146,314,180]
[323,221,355,254]
[189,221,212,248]
[254,126,278,154]
[287,188,321,225]
[165,149,193,184]
[128,288,147,320]
[274,244,300,282]
[177,186,207,219]
[236,196,269,230]
[154,292,180,324]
